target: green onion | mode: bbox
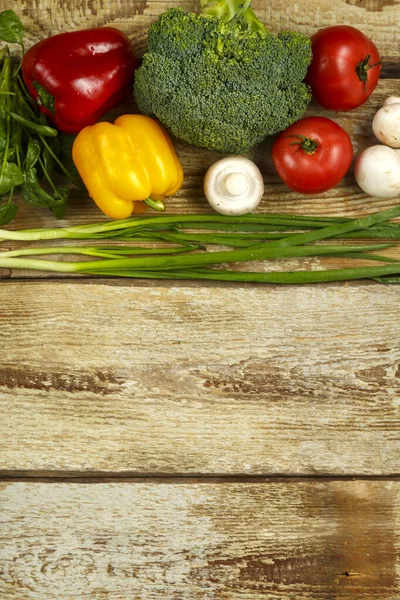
[0,211,389,242]
[0,243,393,274]
[0,244,197,259]
[2,207,400,243]
[372,276,400,283]
[342,228,400,240]
[1,206,400,283]
[263,205,400,249]
[89,264,400,284]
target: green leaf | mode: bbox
[0,200,18,225]
[37,112,49,125]
[33,82,55,113]
[25,138,40,170]
[51,189,69,219]
[22,168,68,211]
[9,127,21,151]
[0,121,7,154]
[0,105,8,154]
[5,147,16,162]
[58,132,87,190]
[47,134,61,156]
[16,96,37,121]
[0,46,8,61]
[55,185,69,202]
[7,111,58,137]
[0,10,24,45]
[22,180,57,207]
[42,146,54,174]
[0,161,23,194]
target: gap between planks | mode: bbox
[380,58,400,79]
[0,276,381,288]
[1,472,400,483]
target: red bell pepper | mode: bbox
[22,27,137,134]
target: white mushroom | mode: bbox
[354,145,400,199]
[203,156,264,216]
[372,96,400,148]
[383,96,400,107]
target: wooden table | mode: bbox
[1,1,400,598]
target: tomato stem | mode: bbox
[356,54,381,88]
[286,134,319,155]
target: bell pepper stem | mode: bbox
[144,197,166,212]
[33,81,55,113]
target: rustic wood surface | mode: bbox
[1,0,400,598]
[7,0,400,59]
[1,279,400,476]
[1,480,400,599]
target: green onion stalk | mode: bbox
[0,242,394,273]
[1,207,400,242]
[1,205,400,283]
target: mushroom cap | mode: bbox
[354,145,400,199]
[204,156,264,216]
[383,96,400,107]
[373,101,400,148]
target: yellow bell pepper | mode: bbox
[72,114,184,219]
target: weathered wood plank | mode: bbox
[1,480,399,598]
[1,280,399,475]
[5,0,400,59]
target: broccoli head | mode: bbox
[134,0,312,154]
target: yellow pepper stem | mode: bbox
[144,197,166,212]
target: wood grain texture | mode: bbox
[0,2,399,596]
[3,0,400,58]
[1,279,400,475]
[1,480,399,599]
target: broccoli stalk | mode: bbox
[200,0,267,34]
[133,1,312,154]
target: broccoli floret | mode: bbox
[134,1,312,154]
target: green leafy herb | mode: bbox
[0,161,24,194]
[0,10,24,46]
[25,138,41,170]
[0,116,7,152]
[50,202,66,220]
[0,200,17,225]
[7,111,58,137]
[0,10,75,225]
[22,167,68,209]
[58,133,86,190]
[42,146,54,173]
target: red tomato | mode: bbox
[272,117,353,194]
[306,25,381,111]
